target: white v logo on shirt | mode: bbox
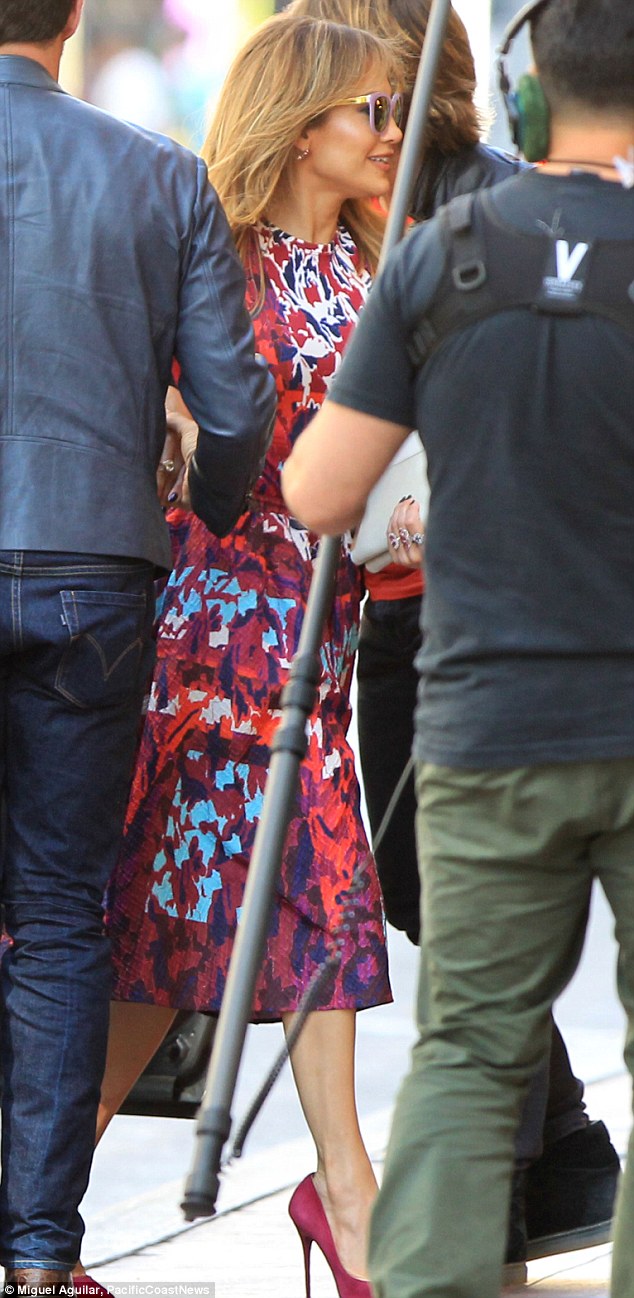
[555,240,590,281]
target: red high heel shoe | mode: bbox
[288,1174,372,1298]
[72,1274,116,1298]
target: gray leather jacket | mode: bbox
[0,57,276,570]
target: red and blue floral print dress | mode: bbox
[106,222,391,1020]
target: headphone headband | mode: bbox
[497,0,551,58]
[496,0,553,161]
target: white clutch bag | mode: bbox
[350,431,429,572]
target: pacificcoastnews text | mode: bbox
[5,1287,216,1298]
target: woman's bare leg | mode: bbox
[73,1002,177,1276]
[282,1007,377,1280]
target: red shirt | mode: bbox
[365,561,423,602]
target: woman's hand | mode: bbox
[160,411,199,510]
[156,422,185,508]
[156,384,200,511]
[386,496,425,567]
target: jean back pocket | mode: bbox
[57,588,150,710]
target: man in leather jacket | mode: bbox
[0,2,275,1293]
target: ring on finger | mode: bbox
[388,532,400,549]
[160,458,176,473]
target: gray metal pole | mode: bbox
[380,0,453,269]
[181,0,453,1222]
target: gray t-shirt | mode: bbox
[331,170,634,767]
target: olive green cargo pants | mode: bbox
[370,759,634,1298]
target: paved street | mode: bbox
[78,883,630,1297]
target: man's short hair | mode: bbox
[0,0,74,45]
[532,0,634,111]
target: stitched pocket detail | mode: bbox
[56,589,148,709]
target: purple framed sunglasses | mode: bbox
[335,91,403,135]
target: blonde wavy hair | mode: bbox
[202,12,404,276]
[287,0,481,152]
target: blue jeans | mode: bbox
[0,552,155,1270]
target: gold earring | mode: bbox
[296,148,310,160]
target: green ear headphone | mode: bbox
[496,0,552,162]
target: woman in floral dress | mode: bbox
[80,14,403,1290]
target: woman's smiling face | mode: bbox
[298,64,403,204]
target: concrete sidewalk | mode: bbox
[84,1069,631,1298]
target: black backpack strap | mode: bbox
[407,191,494,367]
[553,235,634,333]
[446,192,487,293]
[407,187,634,370]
